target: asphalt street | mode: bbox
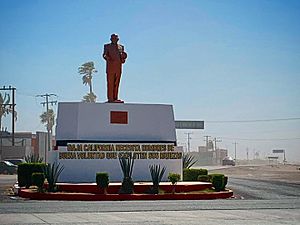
[227,177,300,200]
[0,174,299,224]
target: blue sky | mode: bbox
[1,0,300,161]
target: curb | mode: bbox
[19,189,233,201]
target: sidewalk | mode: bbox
[1,209,300,225]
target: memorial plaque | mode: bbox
[110,111,128,124]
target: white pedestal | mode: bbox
[56,102,176,143]
[51,102,182,182]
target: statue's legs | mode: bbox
[107,72,115,102]
[107,72,121,102]
[113,71,121,101]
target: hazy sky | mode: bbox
[1,0,299,162]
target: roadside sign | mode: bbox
[175,121,204,129]
[273,149,285,153]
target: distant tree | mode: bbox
[0,92,17,130]
[82,92,97,103]
[78,61,97,103]
[40,109,55,134]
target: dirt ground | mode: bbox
[210,164,300,184]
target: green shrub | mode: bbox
[168,173,180,185]
[18,163,46,188]
[119,157,135,194]
[149,164,166,194]
[210,174,225,192]
[183,168,208,181]
[43,162,64,192]
[168,173,181,194]
[197,175,210,182]
[119,177,134,194]
[96,172,109,194]
[32,172,45,192]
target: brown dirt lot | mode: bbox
[210,164,300,184]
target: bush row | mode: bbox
[17,162,64,193]
[183,168,208,181]
[18,163,46,188]
[18,163,228,193]
[183,168,228,191]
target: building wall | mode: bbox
[36,132,49,162]
[0,132,33,160]
[190,147,228,166]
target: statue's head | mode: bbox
[110,34,119,44]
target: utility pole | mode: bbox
[213,137,222,151]
[185,132,192,152]
[204,135,211,151]
[0,86,16,146]
[233,142,238,162]
[37,93,57,161]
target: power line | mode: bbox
[18,91,37,98]
[188,136,300,141]
[219,137,300,141]
[213,137,222,150]
[206,117,300,123]
[36,94,58,107]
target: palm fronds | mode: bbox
[40,109,55,133]
[25,153,44,163]
[78,61,97,97]
[149,164,166,194]
[82,92,97,103]
[183,153,197,169]
[118,156,135,194]
[149,164,166,187]
[0,93,17,129]
[43,162,64,192]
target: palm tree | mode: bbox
[82,92,97,103]
[0,93,17,130]
[78,61,97,102]
[40,109,55,134]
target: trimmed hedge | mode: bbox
[168,173,181,185]
[197,175,210,182]
[209,174,228,191]
[183,168,208,181]
[18,163,46,188]
[32,172,45,192]
[96,172,109,189]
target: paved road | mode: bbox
[228,177,300,200]
[0,200,299,224]
[0,175,300,224]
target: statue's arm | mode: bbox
[120,45,127,63]
[102,44,110,61]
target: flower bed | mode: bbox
[18,181,233,201]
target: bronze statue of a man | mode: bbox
[103,34,127,103]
